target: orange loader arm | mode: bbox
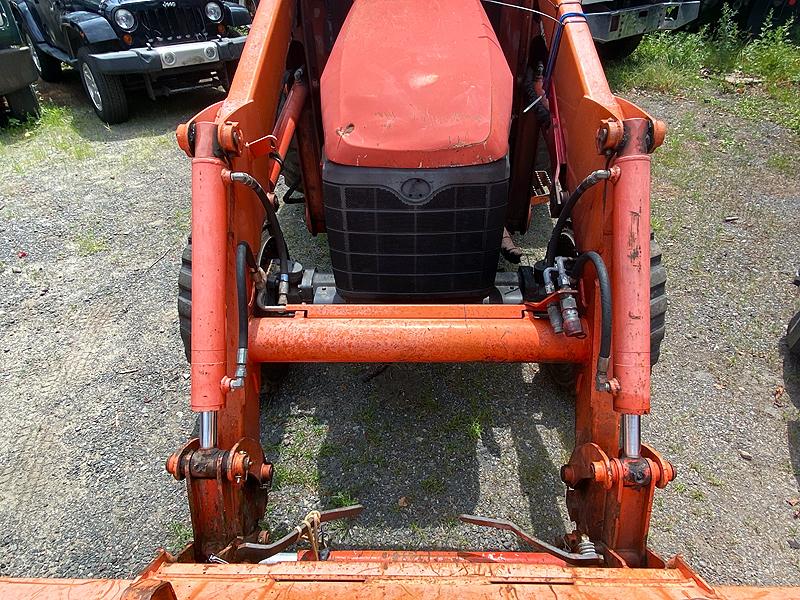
[1,0,793,598]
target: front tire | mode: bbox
[789,312,800,356]
[178,240,289,399]
[6,85,40,121]
[23,32,63,82]
[77,48,128,124]
[596,35,643,62]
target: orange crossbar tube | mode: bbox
[249,305,590,363]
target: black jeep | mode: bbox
[10,0,251,123]
[0,0,40,122]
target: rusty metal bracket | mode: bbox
[218,122,243,156]
[246,134,278,159]
[166,437,273,488]
[561,442,676,566]
[459,514,603,566]
[234,505,365,562]
[176,101,224,158]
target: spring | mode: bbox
[577,535,596,556]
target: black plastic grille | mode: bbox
[324,179,508,300]
[134,6,209,43]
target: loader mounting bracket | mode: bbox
[165,437,273,560]
[561,443,675,567]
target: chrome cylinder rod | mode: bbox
[622,414,641,458]
[199,411,218,449]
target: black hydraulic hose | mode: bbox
[572,251,611,363]
[571,250,617,392]
[236,241,256,353]
[545,170,613,267]
[225,240,258,390]
[229,172,290,296]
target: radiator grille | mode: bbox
[134,6,209,43]
[324,179,508,300]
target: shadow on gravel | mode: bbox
[783,342,800,489]
[34,69,225,142]
[264,361,573,548]
[257,192,570,549]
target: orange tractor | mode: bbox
[1,0,794,598]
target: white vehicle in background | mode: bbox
[583,0,701,59]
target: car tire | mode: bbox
[596,35,643,62]
[77,48,128,124]
[22,32,63,82]
[6,85,40,121]
[788,311,800,356]
[542,231,667,391]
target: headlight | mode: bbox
[205,2,223,22]
[114,9,136,31]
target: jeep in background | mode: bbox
[0,0,39,122]
[584,0,701,60]
[10,0,251,123]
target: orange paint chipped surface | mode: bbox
[0,554,794,599]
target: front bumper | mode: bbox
[0,47,38,95]
[586,1,700,42]
[89,36,246,75]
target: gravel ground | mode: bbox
[0,73,799,586]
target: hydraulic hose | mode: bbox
[229,171,290,304]
[223,241,258,392]
[545,169,613,267]
[236,241,256,353]
[571,251,614,392]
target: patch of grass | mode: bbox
[421,474,446,495]
[651,214,664,234]
[167,522,193,548]
[357,399,378,428]
[121,133,175,167]
[174,208,191,234]
[328,490,359,507]
[689,488,707,502]
[1,104,95,173]
[607,6,800,134]
[318,441,340,458]
[75,231,110,256]
[443,401,492,441]
[273,463,319,490]
[606,30,709,92]
[740,18,800,84]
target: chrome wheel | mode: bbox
[24,33,41,73]
[81,63,103,111]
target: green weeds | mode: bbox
[75,231,110,256]
[607,5,800,133]
[167,522,193,548]
[328,490,359,507]
[421,474,446,495]
[1,104,95,173]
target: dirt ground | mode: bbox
[1,71,799,586]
